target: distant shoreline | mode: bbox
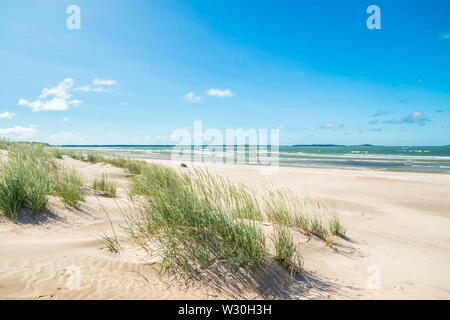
[56,145,450,174]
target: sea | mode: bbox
[61,145,450,173]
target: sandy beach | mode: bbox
[1,154,449,300]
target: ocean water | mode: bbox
[62,145,450,173]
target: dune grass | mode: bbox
[0,144,54,219]
[0,144,85,219]
[1,142,344,282]
[126,164,343,278]
[87,152,106,164]
[329,214,346,237]
[93,173,117,196]
[127,164,269,276]
[49,147,64,159]
[0,138,15,151]
[58,149,147,175]
[273,226,303,274]
[53,167,85,208]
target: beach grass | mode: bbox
[0,144,54,219]
[0,144,86,219]
[93,173,117,196]
[329,214,346,237]
[101,233,121,253]
[127,164,268,276]
[53,166,85,208]
[87,152,106,164]
[0,143,344,282]
[126,163,342,278]
[58,149,147,175]
[273,226,303,274]
[49,147,64,159]
[0,138,15,151]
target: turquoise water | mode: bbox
[63,145,450,173]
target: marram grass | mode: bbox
[53,166,85,208]
[126,163,343,278]
[10,144,345,279]
[0,143,85,220]
[93,173,117,196]
[273,226,303,275]
[0,144,54,219]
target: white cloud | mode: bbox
[40,78,74,99]
[73,85,105,92]
[19,97,81,111]
[93,78,117,86]
[184,92,201,103]
[47,131,87,144]
[206,88,234,98]
[74,78,118,93]
[0,111,14,119]
[19,78,81,112]
[62,117,70,122]
[0,125,37,138]
[321,123,344,129]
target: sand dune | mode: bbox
[0,156,449,299]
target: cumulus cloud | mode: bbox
[184,92,201,103]
[0,125,37,138]
[93,79,117,86]
[0,111,14,119]
[18,78,81,112]
[385,112,430,126]
[73,85,105,92]
[19,97,81,111]
[321,123,344,129]
[206,88,234,98]
[40,78,74,99]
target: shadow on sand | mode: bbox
[161,261,340,299]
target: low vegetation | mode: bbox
[49,148,147,175]
[0,144,54,219]
[1,143,345,282]
[53,167,85,208]
[93,174,117,196]
[0,144,85,220]
[273,226,303,274]
[126,164,343,279]
[127,164,268,276]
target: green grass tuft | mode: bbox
[93,173,117,196]
[0,144,54,219]
[126,163,345,278]
[273,226,303,275]
[87,152,106,163]
[53,167,85,208]
[128,164,268,276]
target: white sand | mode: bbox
[0,156,449,299]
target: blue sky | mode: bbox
[0,0,449,146]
